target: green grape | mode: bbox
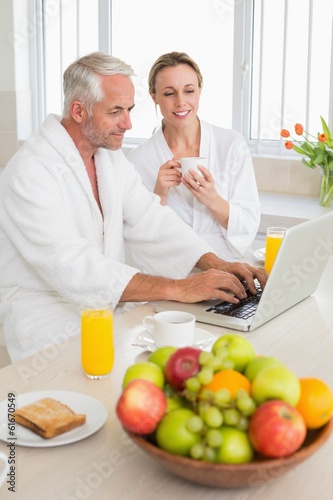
[185,376,201,393]
[220,358,235,370]
[236,389,250,400]
[205,429,223,448]
[199,351,214,366]
[198,401,211,418]
[223,408,241,426]
[236,396,257,416]
[197,367,214,385]
[199,388,214,402]
[184,390,199,402]
[236,415,249,431]
[190,442,205,460]
[202,446,216,462]
[203,406,223,428]
[213,388,232,407]
[205,356,225,372]
[186,415,204,434]
[215,346,229,359]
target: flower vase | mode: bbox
[319,167,333,207]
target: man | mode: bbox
[0,52,266,362]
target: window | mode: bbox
[248,0,333,155]
[30,0,333,156]
[30,0,99,129]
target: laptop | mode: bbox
[155,211,333,331]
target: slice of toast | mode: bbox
[14,397,86,439]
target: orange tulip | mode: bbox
[285,141,294,150]
[295,123,304,135]
[280,129,290,138]
[318,133,327,143]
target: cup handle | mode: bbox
[142,316,154,334]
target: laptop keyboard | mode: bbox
[206,285,263,320]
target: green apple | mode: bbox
[244,356,284,382]
[122,361,164,390]
[212,333,256,372]
[251,365,301,406]
[155,408,201,456]
[216,426,254,464]
[148,346,176,371]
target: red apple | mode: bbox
[249,400,307,458]
[165,347,201,392]
[116,379,167,434]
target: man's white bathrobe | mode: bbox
[128,121,260,261]
[0,114,214,362]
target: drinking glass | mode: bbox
[81,307,114,379]
[264,227,287,274]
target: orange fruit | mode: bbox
[200,369,251,398]
[296,377,333,429]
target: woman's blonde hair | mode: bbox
[148,51,203,94]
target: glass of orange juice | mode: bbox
[81,307,114,379]
[264,227,287,274]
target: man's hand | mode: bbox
[196,252,268,295]
[120,266,264,306]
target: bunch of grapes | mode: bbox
[178,350,257,461]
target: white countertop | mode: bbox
[258,191,332,233]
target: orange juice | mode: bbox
[265,233,284,274]
[81,309,114,379]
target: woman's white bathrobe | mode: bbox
[0,114,214,362]
[128,121,260,261]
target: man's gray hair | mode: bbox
[62,51,135,117]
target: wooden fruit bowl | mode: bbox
[125,418,333,488]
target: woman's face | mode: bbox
[151,64,201,129]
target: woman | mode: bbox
[128,52,260,260]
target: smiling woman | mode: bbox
[127,51,261,261]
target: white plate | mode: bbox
[0,390,107,448]
[133,327,215,352]
[254,247,265,263]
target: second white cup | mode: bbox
[179,157,207,177]
[142,311,196,347]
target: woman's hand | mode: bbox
[182,165,219,206]
[154,159,182,204]
[182,165,230,228]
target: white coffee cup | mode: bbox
[142,311,196,348]
[179,157,208,177]
[0,451,9,488]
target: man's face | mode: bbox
[82,74,135,151]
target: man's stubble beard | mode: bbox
[82,118,121,151]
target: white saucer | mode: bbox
[133,327,215,352]
[254,247,265,263]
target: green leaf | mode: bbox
[320,116,332,147]
[314,153,325,164]
[293,144,311,156]
[301,142,316,156]
[301,158,315,168]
